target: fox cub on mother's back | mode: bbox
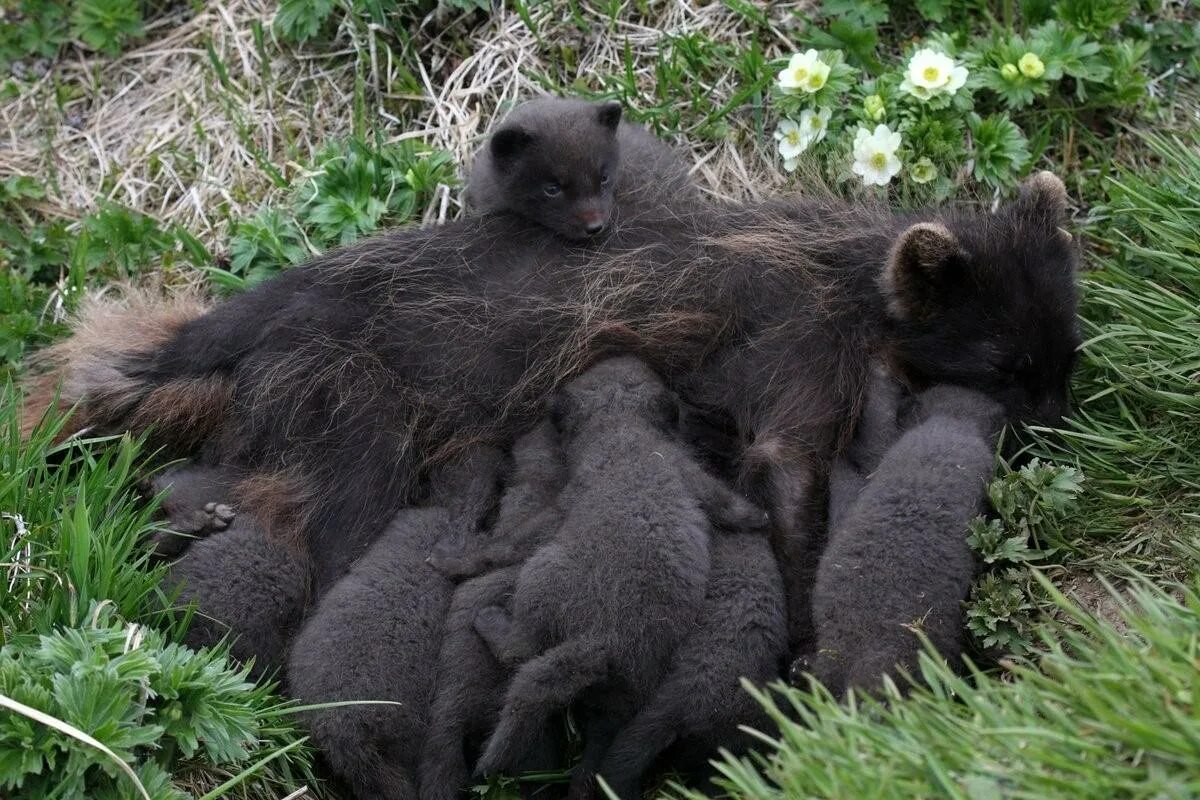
[467,97,696,240]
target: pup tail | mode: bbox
[476,636,608,776]
[19,288,226,449]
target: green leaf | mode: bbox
[69,0,143,56]
[273,0,337,43]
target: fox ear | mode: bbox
[596,101,623,131]
[1019,170,1069,224]
[490,126,534,165]
[881,222,963,321]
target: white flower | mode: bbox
[851,124,902,187]
[774,119,807,160]
[900,48,968,100]
[783,156,799,173]
[799,107,832,147]
[778,49,831,94]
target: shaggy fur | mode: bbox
[467,97,697,240]
[20,288,212,443]
[286,447,503,800]
[23,173,1080,654]
[595,531,787,800]
[470,357,764,789]
[166,518,311,679]
[427,419,565,579]
[799,385,1005,696]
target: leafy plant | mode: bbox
[764,0,1153,194]
[70,0,144,56]
[0,604,311,799]
[0,0,70,71]
[215,137,456,290]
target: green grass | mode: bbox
[698,567,1200,800]
[0,390,318,798]
[0,0,1198,797]
[691,130,1200,800]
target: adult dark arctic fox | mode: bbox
[21,172,1080,655]
[800,384,1005,696]
[466,96,698,240]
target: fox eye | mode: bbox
[543,182,561,197]
[600,172,610,187]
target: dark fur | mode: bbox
[826,366,904,531]
[166,519,311,679]
[471,357,762,787]
[467,97,697,240]
[419,421,568,799]
[800,385,1005,696]
[418,566,564,800]
[596,531,787,800]
[427,419,566,579]
[143,463,244,558]
[286,447,504,800]
[28,173,1080,655]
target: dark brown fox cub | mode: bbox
[800,384,1005,697]
[470,357,765,789]
[467,97,696,239]
[142,463,242,558]
[419,420,568,800]
[596,532,787,800]
[287,447,504,800]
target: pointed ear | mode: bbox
[880,222,963,321]
[1019,170,1069,223]
[596,101,623,131]
[490,126,534,165]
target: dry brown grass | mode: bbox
[0,0,809,262]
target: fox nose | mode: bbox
[584,219,605,235]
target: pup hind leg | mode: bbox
[476,637,608,777]
[594,697,681,800]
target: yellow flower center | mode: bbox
[785,131,800,145]
[792,67,808,82]
[923,66,941,83]
[870,152,887,169]
[808,73,825,89]
[810,117,822,129]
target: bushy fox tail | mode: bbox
[19,288,228,449]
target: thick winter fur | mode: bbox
[800,385,1005,696]
[471,357,764,788]
[418,566,564,800]
[143,463,244,559]
[286,447,503,800]
[166,518,311,679]
[596,532,787,800]
[19,288,213,443]
[23,173,1080,654]
[467,97,697,240]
